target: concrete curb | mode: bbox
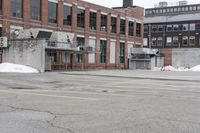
[61,72,200,83]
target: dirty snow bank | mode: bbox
[153,65,200,72]
[0,63,39,73]
[190,65,200,71]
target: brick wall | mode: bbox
[160,48,172,66]
[0,0,144,70]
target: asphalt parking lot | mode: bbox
[0,70,200,133]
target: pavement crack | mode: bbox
[2,104,75,132]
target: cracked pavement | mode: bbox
[0,71,200,133]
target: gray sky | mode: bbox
[83,0,197,8]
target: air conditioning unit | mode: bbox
[17,28,53,39]
[0,37,8,48]
[78,46,94,53]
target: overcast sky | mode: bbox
[83,0,197,8]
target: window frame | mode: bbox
[100,40,107,64]
[119,42,125,64]
[100,14,107,32]
[120,19,126,35]
[77,8,85,28]
[89,11,97,30]
[111,17,117,33]
[182,36,188,46]
[63,5,72,26]
[10,0,23,18]
[48,1,57,23]
[30,0,41,20]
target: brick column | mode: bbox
[106,37,110,67]
[84,8,90,67]
[116,15,121,67]
[3,0,10,19]
[84,7,90,33]
[96,10,101,34]
[71,3,77,32]
[2,0,10,37]
[107,13,111,35]
[124,18,129,68]
[41,0,48,25]
[133,21,137,47]
[116,15,120,35]
[57,1,64,29]
[96,10,101,66]
[23,0,30,28]
[141,23,144,48]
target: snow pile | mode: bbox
[153,65,200,72]
[161,65,177,71]
[189,65,200,71]
[0,63,39,73]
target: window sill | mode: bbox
[10,17,23,21]
[30,19,42,23]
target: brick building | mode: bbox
[0,0,144,70]
[144,1,200,66]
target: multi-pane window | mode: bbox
[101,14,107,32]
[173,25,179,31]
[163,9,166,13]
[47,51,57,64]
[77,8,85,28]
[100,40,107,63]
[152,25,157,32]
[196,23,200,30]
[144,25,148,33]
[183,24,188,31]
[189,36,195,46]
[152,37,157,46]
[0,0,2,15]
[76,37,85,63]
[128,21,134,36]
[48,2,57,23]
[198,6,200,10]
[30,0,41,20]
[173,36,179,46]
[120,19,126,34]
[166,37,172,46]
[157,37,163,46]
[182,36,188,46]
[193,6,197,11]
[185,7,188,11]
[63,5,72,26]
[190,24,195,31]
[11,0,23,18]
[136,23,141,37]
[143,38,148,46]
[120,42,125,63]
[111,17,117,33]
[0,28,2,37]
[158,25,163,32]
[89,12,96,30]
[178,24,183,31]
[167,25,172,32]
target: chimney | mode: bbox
[123,0,133,7]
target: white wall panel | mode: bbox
[110,41,116,64]
[88,38,96,64]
